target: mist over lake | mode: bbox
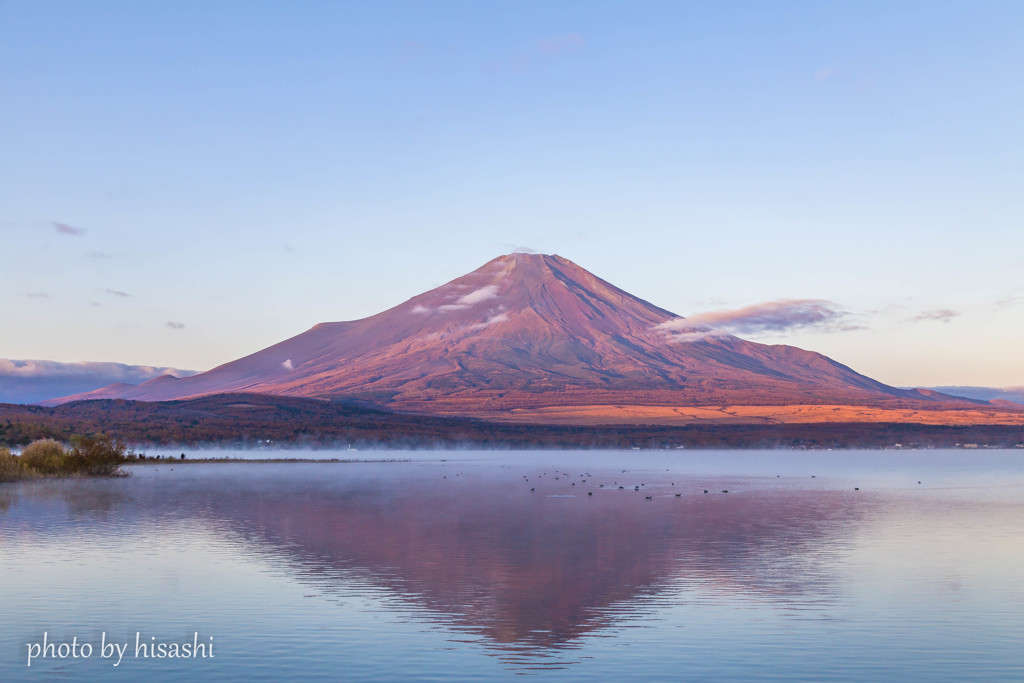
[3,449,1023,681]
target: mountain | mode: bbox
[49,253,1001,422]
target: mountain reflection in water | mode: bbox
[5,454,1024,680]
[15,463,868,655]
[224,478,858,651]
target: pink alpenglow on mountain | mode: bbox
[50,253,995,422]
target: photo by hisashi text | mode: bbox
[26,632,214,667]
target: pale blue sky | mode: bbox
[2,1,1022,388]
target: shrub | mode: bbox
[65,435,131,477]
[4,436,131,479]
[0,446,24,482]
[19,438,68,475]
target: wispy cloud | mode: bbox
[456,284,500,306]
[410,304,430,314]
[492,33,585,74]
[909,309,959,323]
[657,299,855,341]
[282,359,294,370]
[88,251,110,259]
[538,33,584,57]
[0,359,198,404]
[26,291,50,299]
[656,328,731,344]
[996,294,1024,310]
[438,284,501,312]
[814,66,835,81]
[166,321,185,330]
[106,289,131,298]
[502,244,538,254]
[53,221,87,236]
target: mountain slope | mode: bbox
[50,253,985,418]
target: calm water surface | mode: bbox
[2,449,1023,681]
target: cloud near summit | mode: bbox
[455,285,500,306]
[658,299,854,340]
[437,285,501,312]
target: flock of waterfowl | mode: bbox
[439,464,877,499]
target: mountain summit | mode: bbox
[52,253,969,419]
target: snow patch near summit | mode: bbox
[439,284,500,311]
[470,312,510,331]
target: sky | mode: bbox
[2,0,1023,396]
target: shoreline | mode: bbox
[129,457,412,465]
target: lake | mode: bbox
[2,449,1023,681]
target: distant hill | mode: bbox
[924,386,1024,406]
[0,359,196,405]
[3,393,1023,449]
